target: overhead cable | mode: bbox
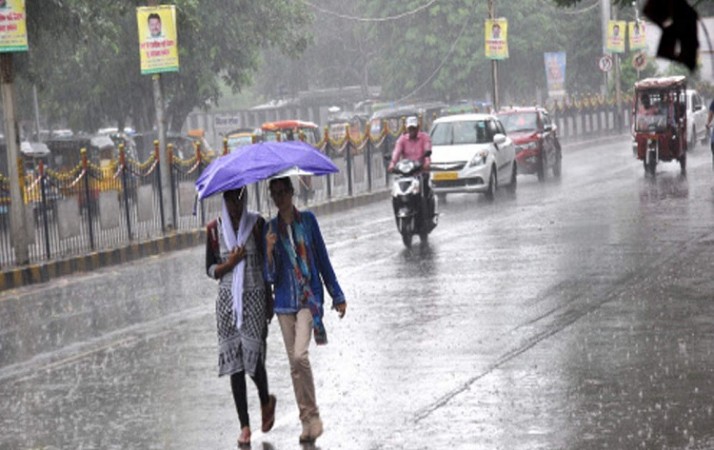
[300,0,439,22]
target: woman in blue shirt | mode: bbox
[264,176,347,444]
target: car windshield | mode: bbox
[498,113,538,133]
[431,120,490,145]
[227,135,252,149]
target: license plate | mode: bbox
[433,171,458,181]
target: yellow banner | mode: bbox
[0,0,28,53]
[485,18,509,60]
[628,20,646,51]
[137,5,179,75]
[606,20,626,54]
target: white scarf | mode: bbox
[220,197,259,330]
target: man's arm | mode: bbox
[388,136,404,172]
[421,132,432,171]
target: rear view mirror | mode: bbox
[493,133,506,145]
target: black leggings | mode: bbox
[230,359,270,429]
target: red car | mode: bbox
[496,107,562,181]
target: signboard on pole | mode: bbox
[598,55,613,72]
[485,18,509,60]
[136,5,179,75]
[544,52,566,98]
[606,20,626,54]
[628,20,647,51]
[632,52,647,70]
[0,0,27,53]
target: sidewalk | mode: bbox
[0,189,390,293]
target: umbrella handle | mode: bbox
[192,193,198,217]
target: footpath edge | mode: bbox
[0,189,391,294]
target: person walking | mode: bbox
[264,177,347,444]
[205,187,276,447]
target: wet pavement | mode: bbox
[2,136,714,449]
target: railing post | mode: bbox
[119,144,132,241]
[81,148,95,250]
[38,160,50,259]
[323,127,332,200]
[365,126,372,193]
[346,125,353,197]
[223,138,229,156]
[196,142,205,226]
[167,143,177,230]
[154,140,166,232]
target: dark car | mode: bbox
[496,107,562,181]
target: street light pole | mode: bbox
[489,0,499,111]
[147,0,172,230]
[1,53,29,264]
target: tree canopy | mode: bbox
[13,0,312,134]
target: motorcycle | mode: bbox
[390,156,438,248]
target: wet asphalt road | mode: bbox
[2,136,714,450]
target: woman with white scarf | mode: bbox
[205,187,276,447]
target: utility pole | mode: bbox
[148,0,172,230]
[1,54,29,264]
[488,0,499,111]
[613,6,623,132]
[600,0,611,95]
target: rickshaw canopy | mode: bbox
[634,75,686,90]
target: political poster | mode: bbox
[0,0,28,53]
[485,18,509,60]
[137,5,179,75]
[628,20,647,51]
[606,20,626,54]
[544,52,566,98]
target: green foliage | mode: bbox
[13,0,311,134]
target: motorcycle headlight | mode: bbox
[393,178,420,196]
[468,151,489,168]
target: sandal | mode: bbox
[237,426,251,447]
[261,394,277,433]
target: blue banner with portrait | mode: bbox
[544,52,566,98]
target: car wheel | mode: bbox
[506,162,517,193]
[485,167,496,201]
[537,151,546,182]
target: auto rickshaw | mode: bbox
[633,76,688,175]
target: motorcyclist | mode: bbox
[387,116,435,223]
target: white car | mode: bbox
[686,89,708,149]
[429,113,517,201]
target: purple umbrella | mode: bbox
[195,140,338,200]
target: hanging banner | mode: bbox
[485,18,509,60]
[606,20,626,54]
[544,52,566,98]
[628,20,647,51]
[0,0,28,53]
[136,5,179,75]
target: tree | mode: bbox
[12,0,312,134]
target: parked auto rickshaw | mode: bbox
[633,76,688,175]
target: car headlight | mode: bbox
[468,150,489,168]
[519,141,538,152]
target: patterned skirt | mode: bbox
[216,286,267,377]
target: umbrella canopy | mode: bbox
[195,140,338,200]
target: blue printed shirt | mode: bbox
[264,210,346,315]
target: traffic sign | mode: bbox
[632,52,647,70]
[598,55,613,72]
